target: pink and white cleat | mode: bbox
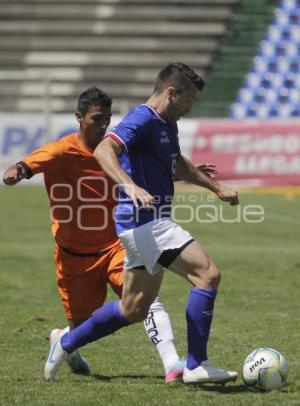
[165,359,187,383]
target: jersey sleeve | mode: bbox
[107,113,152,151]
[107,123,139,151]
[21,141,62,178]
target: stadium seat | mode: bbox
[0,0,239,114]
[231,0,300,118]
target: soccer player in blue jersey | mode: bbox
[44,63,239,384]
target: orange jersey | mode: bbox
[22,133,119,253]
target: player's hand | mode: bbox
[216,187,239,206]
[2,164,24,185]
[123,183,154,208]
[196,162,217,178]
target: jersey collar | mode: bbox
[142,104,167,124]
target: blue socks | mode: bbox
[186,287,217,370]
[59,290,216,370]
[61,300,131,353]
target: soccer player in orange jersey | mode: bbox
[3,87,216,382]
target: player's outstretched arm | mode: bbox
[3,163,27,186]
[94,137,154,208]
[195,162,217,178]
[175,155,239,206]
[174,159,217,181]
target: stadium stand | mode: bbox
[0,0,238,115]
[193,0,278,117]
[231,0,300,118]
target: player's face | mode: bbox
[168,84,199,122]
[76,104,112,147]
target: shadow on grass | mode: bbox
[193,382,295,395]
[78,376,294,395]
[185,383,250,394]
[92,374,163,382]
[91,375,250,393]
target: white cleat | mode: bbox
[44,328,68,381]
[183,360,238,385]
[66,350,90,375]
[62,326,90,375]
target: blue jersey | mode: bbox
[108,104,181,234]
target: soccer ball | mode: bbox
[242,347,288,391]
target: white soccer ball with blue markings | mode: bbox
[242,348,288,391]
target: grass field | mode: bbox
[0,186,299,406]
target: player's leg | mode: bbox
[48,326,90,376]
[60,262,163,352]
[144,297,186,382]
[107,243,184,381]
[45,298,130,381]
[117,219,236,383]
[60,264,163,352]
[44,265,162,381]
[120,266,164,322]
[45,241,159,382]
[165,240,237,384]
[166,240,219,366]
[67,318,88,329]
[54,246,108,375]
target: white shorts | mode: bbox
[119,218,193,275]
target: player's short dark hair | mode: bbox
[153,62,204,94]
[77,87,112,116]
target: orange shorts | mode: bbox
[55,241,125,320]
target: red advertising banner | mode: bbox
[191,120,300,186]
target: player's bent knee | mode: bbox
[206,264,221,288]
[192,262,221,289]
[209,268,221,288]
[121,301,151,323]
[123,307,149,323]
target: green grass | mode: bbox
[0,186,299,406]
